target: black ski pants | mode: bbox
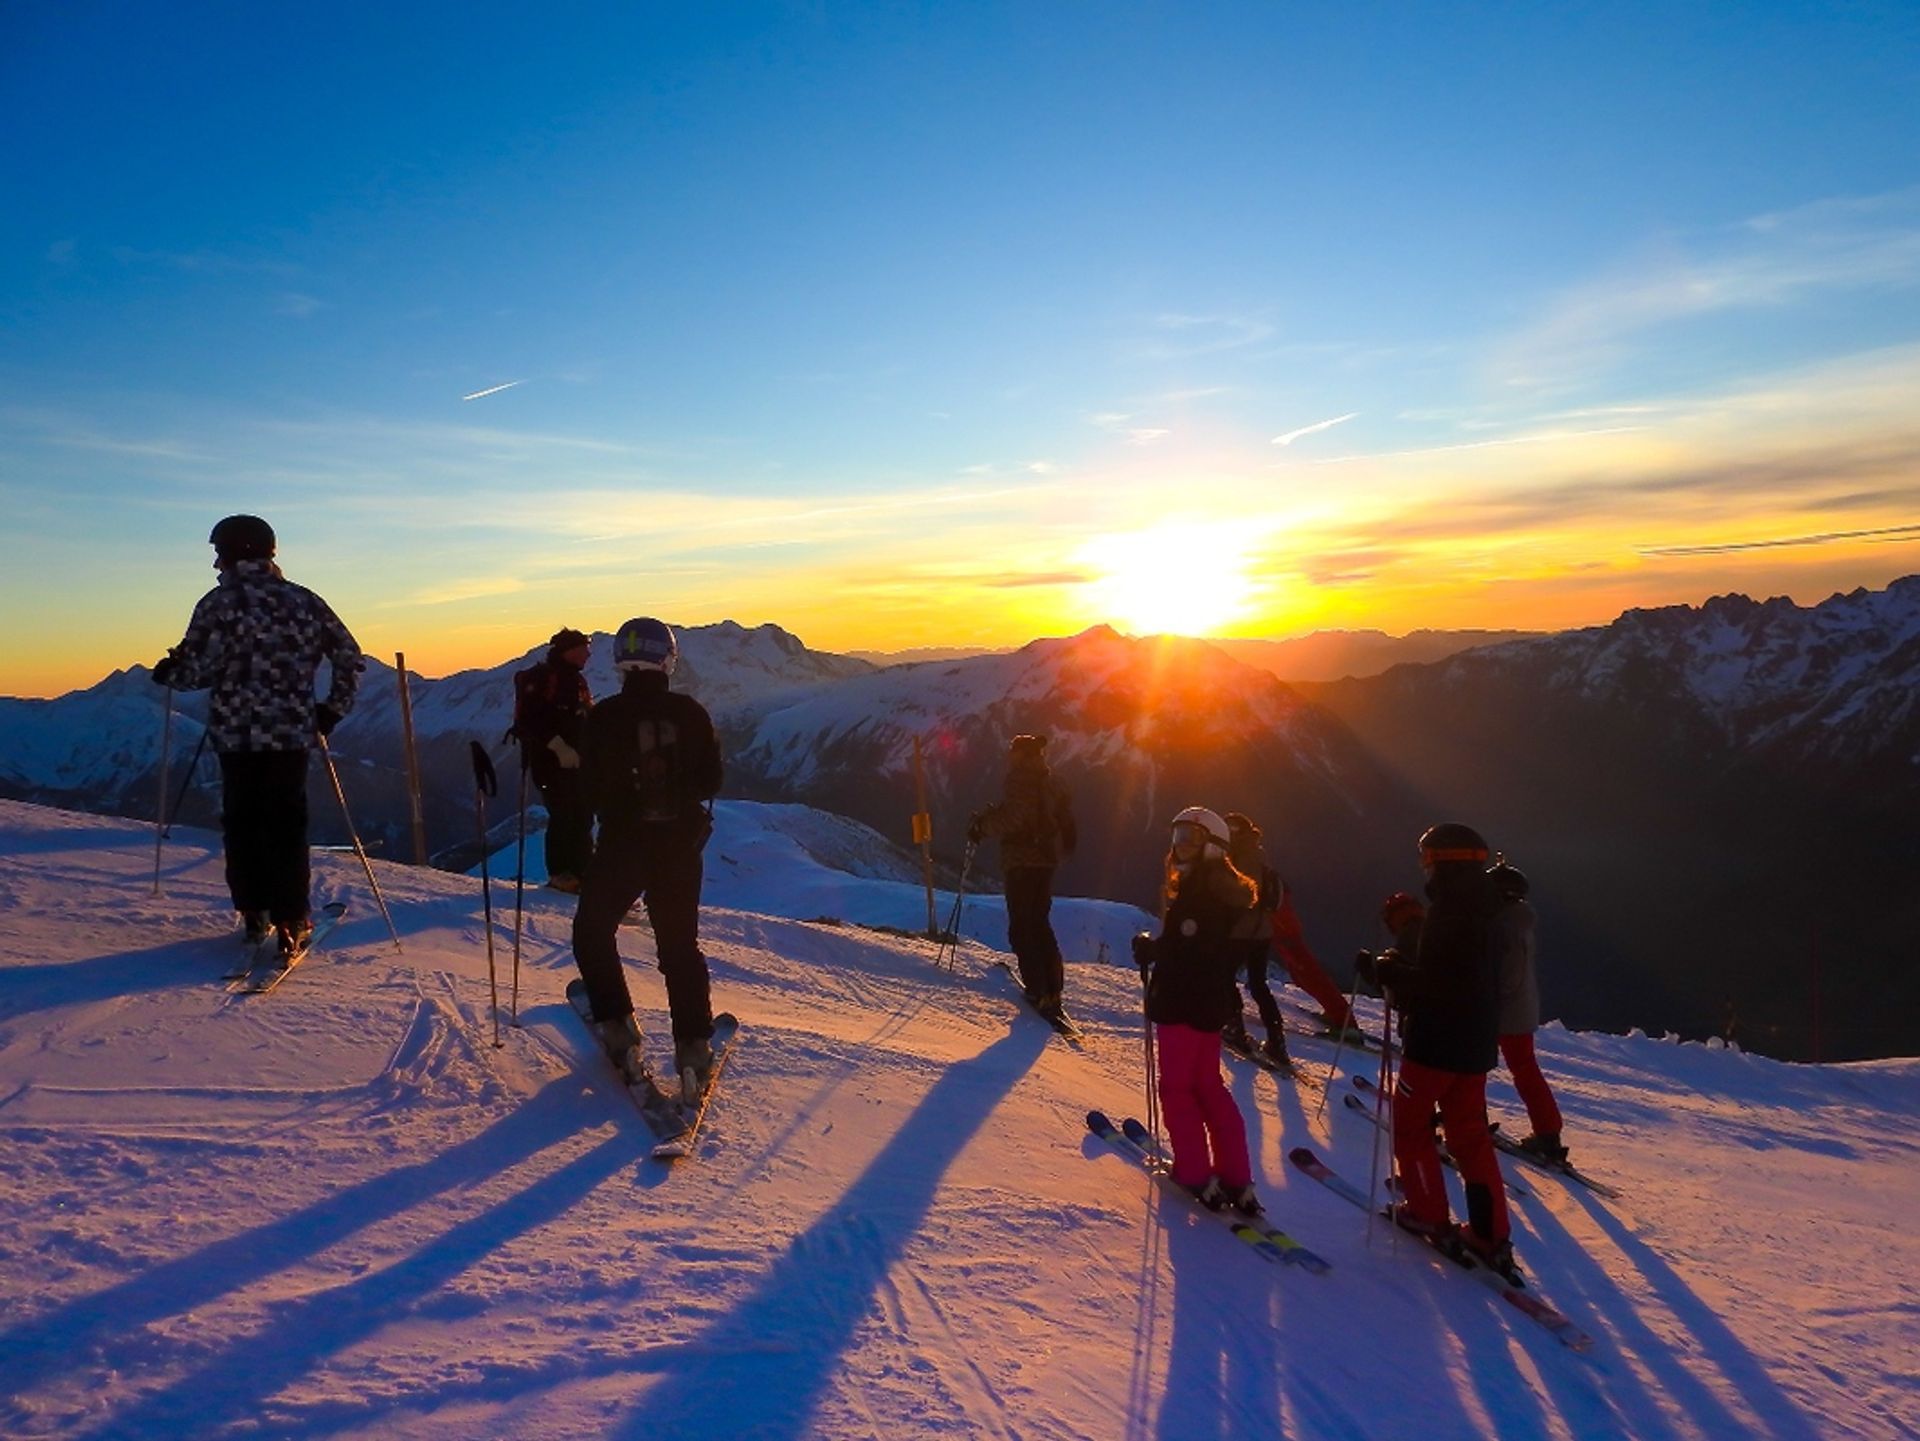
[1237,939,1285,1033]
[571,828,714,1042]
[529,749,594,881]
[218,748,311,924]
[1004,864,1064,1002]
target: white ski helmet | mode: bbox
[1169,805,1231,852]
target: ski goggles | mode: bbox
[1170,821,1216,851]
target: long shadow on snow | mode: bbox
[0,1077,597,1406]
[612,1023,1050,1440]
[0,934,237,1023]
[1230,1061,1568,1439]
[1518,1176,1828,1440]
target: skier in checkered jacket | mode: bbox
[151,515,362,957]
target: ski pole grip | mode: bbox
[469,740,498,798]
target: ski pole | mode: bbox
[1365,998,1397,1249]
[470,742,503,1048]
[153,687,175,896]
[935,841,974,970]
[317,734,402,951]
[1313,957,1373,1126]
[162,727,211,840]
[510,743,528,1026]
[1137,939,1166,1162]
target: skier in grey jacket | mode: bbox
[151,515,362,958]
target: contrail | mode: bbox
[1272,412,1358,446]
[461,380,524,402]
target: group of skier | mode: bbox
[153,515,1568,1269]
[151,517,725,1094]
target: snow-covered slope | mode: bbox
[3,799,1915,1440]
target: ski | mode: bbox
[563,978,695,1143]
[650,1012,740,1161]
[990,960,1084,1042]
[222,935,270,980]
[1287,1146,1592,1352]
[1086,1111,1329,1273]
[1221,1032,1324,1092]
[1489,1125,1621,1199]
[1340,1091,1533,1198]
[230,902,347,995]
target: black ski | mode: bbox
[1489,1124,1621,1199]
[230,902,348,995]
[1221,1031,1323,1091]
[564,978,694,1143]
[651,1013,740,1161]
[1288,1146,1593,1352]
[990,960,1084,1042]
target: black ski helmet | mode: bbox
[1418,822,1489,866]
[209,514,275,562]
[1487,859,1530,900]
[613,616,677,674]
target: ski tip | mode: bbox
[1287,1146,1321,1167]
[1086,1109,1113,1133]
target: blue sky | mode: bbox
[3,1,1918,692]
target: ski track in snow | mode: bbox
[1,798,1915,1440]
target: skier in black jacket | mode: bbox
[508,627,595,892]
[1361,823,1516,1278]
[570,617,723,1091]
[150,515,361,962]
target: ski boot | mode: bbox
[1181,1175,1228,1211]
[242,910,272,946]
[674,1035,715,1101]
[271,918,313,968]
[1259,1028,1291,1068]
[596,1013,651,1087]
[1223,1182,1264,1217]
[1517,1132,1570,1165]
[1461,1229,1525,1286]
[1034,992,1066,1023]
[546,873,581,895]
[1220,1017,1254,1055]
[1387,1202,1456,1243]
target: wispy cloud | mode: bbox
[461,380,525,402]
[1128,312,1275,361]
[1271,412,1358,447]
[274,292,325,319]
[1640,522,1920,557]
[1495,186,1920,391]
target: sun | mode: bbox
[1078,520,1258,636]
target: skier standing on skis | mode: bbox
[1358,823,1517,1278]
[149,515,362,963]
[1132,806,1264,1215]
[1487,858,1568,1163]
[507,627,595,893]
[967,733,1076,1018]
[1219,812,1290,1066]
[570,618,723,1093]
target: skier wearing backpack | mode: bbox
[1357,823,1517,1278]
[507,627,595,893]
[1132,806,1264,1215]
[1487,858,1567,1163]
[967,733,1076,1017]
[1220,812,1290,1066]
[149,515,362,963]
[570,618,724,1091]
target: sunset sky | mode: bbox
[4,2,1918,696]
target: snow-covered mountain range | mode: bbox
[6,577,1918,1058]
[1305,576,1920,1062]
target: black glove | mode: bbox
[314,703,344,737]
[1353,948,1377,986]
[151,657,179,687]
[1131,931,1158,971]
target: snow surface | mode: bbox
[2,798,1916,1440]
